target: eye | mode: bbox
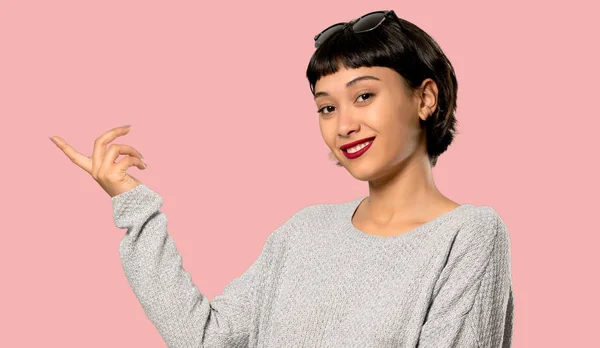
[356,93,375,102]
[317,105,336,115]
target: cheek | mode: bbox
[319,120,336,148]
[370,113,413,152]
[364,110,402,137]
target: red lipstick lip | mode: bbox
[340,136,376,150]
[341,138,375,159]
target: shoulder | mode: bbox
[453,204,512,259]
[258,199,351,251]
[459,204,501,233]
[266,196,361,241]
[290,196,361,224]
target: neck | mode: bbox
[365,154,445,225]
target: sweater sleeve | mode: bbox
[111,184,289,348]
[417,209,514,348]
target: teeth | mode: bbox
[346,140,372,154]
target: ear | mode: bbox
[328,151,343,167]
[416,78,438,121]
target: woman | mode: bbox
[50,10,514,348]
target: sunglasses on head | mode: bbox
[313,10,399,48]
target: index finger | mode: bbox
[51,136,93,173]
[92,125,131,175]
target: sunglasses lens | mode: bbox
[315,23,345,48]
[352,11,387,32]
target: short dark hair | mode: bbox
[306,13,459,167]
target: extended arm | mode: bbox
[112,185,289,347]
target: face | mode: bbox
[313,65,437,182]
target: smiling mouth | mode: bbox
[343,140,373,154]
[341,138,375,159]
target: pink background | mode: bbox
[2,0,598,346]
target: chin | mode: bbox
[344,161,382,182]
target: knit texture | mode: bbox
[112,184,514,348]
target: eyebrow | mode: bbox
[313,75,381,99]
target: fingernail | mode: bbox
[143,162,148,168]
[49,136,57,145]
[139,152,144,159]
[123,124,131,128]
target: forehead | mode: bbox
[314,65,401,92]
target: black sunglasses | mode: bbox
[313,10,398,48]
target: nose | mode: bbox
[337,108,360,138]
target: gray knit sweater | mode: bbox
[112,184,514,348]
